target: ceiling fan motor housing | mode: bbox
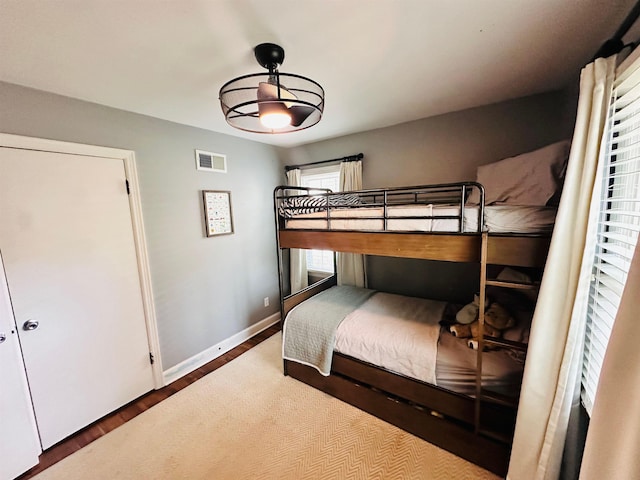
[254,43,285,71]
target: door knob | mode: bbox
[22,320,39,331]
[0,332,5,343]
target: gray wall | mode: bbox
[282,90,577,301]
[0,81,281,370]
[281,90,576,188]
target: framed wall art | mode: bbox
[202,190,234,237]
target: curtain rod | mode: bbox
[284,153,364,172]
[593,0,640,59]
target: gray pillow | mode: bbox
[468,140,570,206]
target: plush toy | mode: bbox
[455,293,481,324]
[449,299,515,350]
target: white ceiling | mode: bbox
[0,1,636,147]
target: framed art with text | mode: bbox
[202,190,234,237]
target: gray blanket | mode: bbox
[282,285,376,376]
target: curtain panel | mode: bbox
[337,161,366,287]
[579,237,640,479]
[507,56,617,480]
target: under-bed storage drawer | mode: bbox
[332,352,475,421]
[331,352,516,434]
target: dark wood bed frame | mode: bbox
[274,187,550,477]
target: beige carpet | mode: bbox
[34,333,500,480]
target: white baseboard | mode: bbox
[162,312,280,386]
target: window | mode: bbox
[301,168,340,192]
[581,57,640,415]
[301,166,340,273]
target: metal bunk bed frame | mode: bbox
[272,182,550,476]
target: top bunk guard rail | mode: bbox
[273,182,485,234]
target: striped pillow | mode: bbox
[279,194,362,218]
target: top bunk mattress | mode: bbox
[282,204,556,234]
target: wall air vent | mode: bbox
[195,150,227,173]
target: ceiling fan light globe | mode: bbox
[260,112,292,129]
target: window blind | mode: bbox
[581,57,640,415]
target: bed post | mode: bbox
[273,187,286,327]
[475,231,489,433]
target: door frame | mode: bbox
[0,133,164,388]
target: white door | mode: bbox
[0,253,41,480]
[0,147,155,449]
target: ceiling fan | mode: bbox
[219,43,325,134]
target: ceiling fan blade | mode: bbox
[288,105,315,127]
[258,82,296,108]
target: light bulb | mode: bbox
[260,112,291,129]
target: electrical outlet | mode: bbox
[264,297,269,307]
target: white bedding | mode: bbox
[284,204,556,234]
[334,292,446,384]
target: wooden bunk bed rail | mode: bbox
[487,234,551,267]
[279,230,480,262]
[282,275,336,319]
[279,229,551,268]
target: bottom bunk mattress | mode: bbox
[283,285,529,398]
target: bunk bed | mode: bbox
[273,181,553,476]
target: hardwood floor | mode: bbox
[18,323,281,479]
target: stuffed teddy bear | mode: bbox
[449,296,515,349]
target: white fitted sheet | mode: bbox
[334,292,446,385]
[284,204,556,234]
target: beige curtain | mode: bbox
[579,236,640,478]
[507,56,616,480]
[286,169,308,293]
[337,160,366,287]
